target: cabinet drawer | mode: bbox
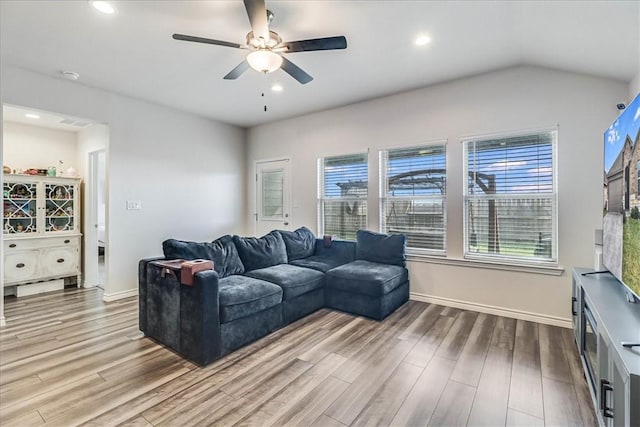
[42,247,78,277]
[4,251,39,284]
[4,236,80,251]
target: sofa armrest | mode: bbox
[138,256,165,333]
[179,270,222,365]
[140,260,222,366]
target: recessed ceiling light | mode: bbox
[91,1,116,14]
[25,113,40,119]
[61,70,80,80]
[415,35,431,46]
[271,84,283,92]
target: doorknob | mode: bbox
[284,222,289,226]
[285,213,289,218]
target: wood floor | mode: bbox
[0,287,597,427]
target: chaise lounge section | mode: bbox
[139,227,409,366]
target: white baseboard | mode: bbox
[103,288,138,302]
[410,291,572,329]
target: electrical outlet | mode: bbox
[126,200,142,210]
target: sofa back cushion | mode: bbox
[162,235,245,278]
[278,226,316,261]
[355,229,407,267]
[233,231,288,272]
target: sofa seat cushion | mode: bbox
[326,260,408,297]
[218,275,282,323]
[290,256,346,273]
[245,264,325,300]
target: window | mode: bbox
[380,144,446,253]
[318,153,368,240]
[463,129,557,264]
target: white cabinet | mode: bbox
[3,175,82,287]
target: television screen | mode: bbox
[603,92,640,301]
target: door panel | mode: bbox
[256,159,291,236]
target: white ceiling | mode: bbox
[1,1,638,128]
[3,104,93,132]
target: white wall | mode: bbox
[3,121,77,172]
[630,70,640,102]
[246,65,627,325]
[1,64,246,303]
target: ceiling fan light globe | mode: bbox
[247,50,283,73]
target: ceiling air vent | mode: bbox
[59,118,90,128]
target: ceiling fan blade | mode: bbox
[243,0,270,41]
[223,61,250,80]
[282,36,347,53]
[280,57,313,84]
[173,33,242,49]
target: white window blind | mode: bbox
[464,130,557,264]
[380,144,446,253]
[318,153,368,240]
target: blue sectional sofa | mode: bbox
[138,228,409,366]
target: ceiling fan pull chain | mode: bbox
[262,71,268,112]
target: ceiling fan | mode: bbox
[173,0,347,84]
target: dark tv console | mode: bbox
[572,268,640,427]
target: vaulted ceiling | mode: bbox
[1,1,638,127]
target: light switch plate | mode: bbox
[126,200,142,210]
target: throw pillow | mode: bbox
[162,235,245,278]
[355,229,407,267]
[233,231,288,272]
[278,226,316,261]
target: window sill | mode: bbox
[406,253,565,276]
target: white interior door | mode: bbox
[255,159,291,236]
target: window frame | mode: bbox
[379,141,448,255]
[317,152,369,240]
[462,127,559,266]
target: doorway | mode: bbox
[85,149,107,289]
[255,158,291,236]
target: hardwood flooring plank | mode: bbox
[351,362,422,427]
[115,416,153,427]
[428,380,476,426]
[310,414,347,427]
[491,316,517,350]
[450,313,497,386]
[397,303,443,342]
[0,373,106,423]
[467,346,513,426]
[391,356,456,426]
[324,339,414,425]
[206,358,314,426]
[508,320,544,419]
[542,376,584,426]
[506,408,545,427]
[434,310,479,361]
[40,362,191,426]
[539,323,572,383]
[233,353,347,427]
[403,314,455,367]
[271,376,350,427]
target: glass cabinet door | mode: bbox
[3,181,38,234]
[44,182,76,233]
